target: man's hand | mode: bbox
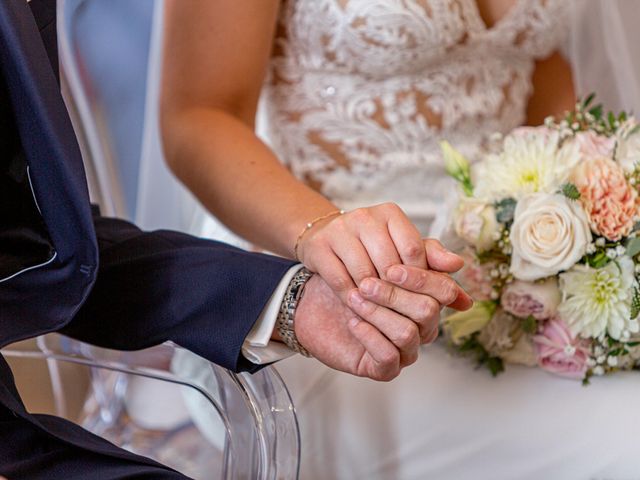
[294,272,471,381]
[294,274,403,381]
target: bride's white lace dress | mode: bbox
[257,1,640,478]
[182,0,640,478]
[263,0,567,234]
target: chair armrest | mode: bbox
[2,334,300,479]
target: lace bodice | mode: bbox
[260,0,570,234]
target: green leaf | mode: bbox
[625,237,640,258]
[458,336,478,353]
[560,183,581,201]
[522,315,538,334]
[586,251,609,269]
[626,341,640,347]
[589,104,604,120]
[608,111,616,128]
[495,198,516,224]
[631,287,640,320]
[487,357,505,377]
[582,93,596,108]
[452,333,506,378]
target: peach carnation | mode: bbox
[571,157,639,241]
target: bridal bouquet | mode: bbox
[441,96,640,383]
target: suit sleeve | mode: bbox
[60,212,296,372]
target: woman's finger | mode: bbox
[329,233,379,287]
[423,238,464,273]
[309,246,358,303]
[387,210,428,270]
[339,208,402,279]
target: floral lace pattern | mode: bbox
[260,0,570,233]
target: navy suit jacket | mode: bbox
[0,0,294,433]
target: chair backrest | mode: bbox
[58,0,129,218]
[55,1,301,477]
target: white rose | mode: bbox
[454,198,499,252]
[510,193,592,281]
[616,119,640,173]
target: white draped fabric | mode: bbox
[135,1,640,478]
[567,0,640,116]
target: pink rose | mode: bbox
[509,126,554,140]
[533,318,591,379]
[458,250,494,301]
[572,131,616,160]
[501,278,561,320]
[571,156,639,241]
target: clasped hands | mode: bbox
[290,203,473,381]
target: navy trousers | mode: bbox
[0,357,188,480]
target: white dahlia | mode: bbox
[474,128,581,202]
[558,257,639,340]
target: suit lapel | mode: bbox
[0,0,96,265]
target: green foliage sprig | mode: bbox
[560,183,581,201]
[457,333,505,377]
[559,94,631,137]
[495,198,516,225]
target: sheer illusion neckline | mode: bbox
[472,0,522,33]
[264,0,569,224]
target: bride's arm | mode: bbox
[526,51,576,125]
[160,1,472,355]
[161,0,320,257]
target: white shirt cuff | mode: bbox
[242,265,304,364]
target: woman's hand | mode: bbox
[297,203,470,304]
[296,203,473,357]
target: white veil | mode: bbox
[567,0,640,114]
[135,0,640,243]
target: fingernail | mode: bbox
[360,278,376,296]
[349,291,365,307]
[387,266,406,283]
[451,252,463,261]
[348,318,360,329]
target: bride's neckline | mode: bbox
[471,0,522,33]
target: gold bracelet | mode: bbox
[293,209,345,261]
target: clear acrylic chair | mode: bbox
[3,336,300,479]
[3,1,301,478]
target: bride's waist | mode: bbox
[303,165,457,236]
